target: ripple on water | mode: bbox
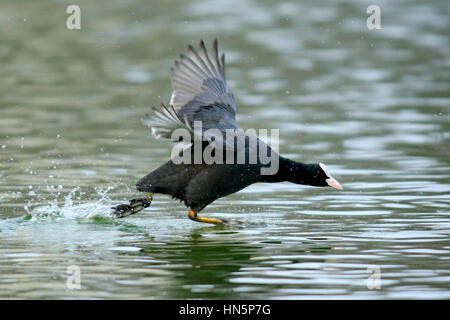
[0,0,449,300]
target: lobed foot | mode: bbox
[217,218,244,226]
[112,193,152,218]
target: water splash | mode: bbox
[24,186,115,222]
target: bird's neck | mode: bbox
[261,157,318,185]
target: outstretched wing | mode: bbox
[142,104,193,141]
[143,39,239,143]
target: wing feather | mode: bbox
[143,39,238,148]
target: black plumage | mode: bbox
[112,40,343,225]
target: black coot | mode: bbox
[112,40,343,225]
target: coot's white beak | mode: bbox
[326,177,343,190]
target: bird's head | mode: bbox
[284,160,343,190]
[314,163,343,190]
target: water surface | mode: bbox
[0,0,449,299]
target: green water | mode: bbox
[0,0,449,299]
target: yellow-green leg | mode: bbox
[188,209,243,226]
